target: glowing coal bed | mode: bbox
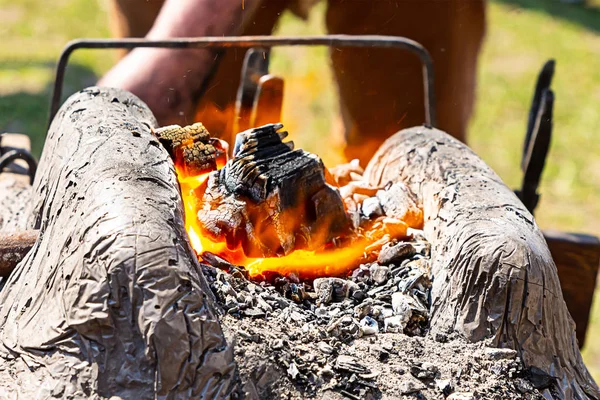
[167,123,425,283]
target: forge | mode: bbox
[0,87,597,400]
[158,121,423,282]
[185,124,352,261]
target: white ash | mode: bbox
[204,237,432,339]
[201,233,544,399]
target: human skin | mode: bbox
[99,0,265,125]
[101,0,486,165]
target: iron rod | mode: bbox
[48,35,436,130]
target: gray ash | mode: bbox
[202,235,432,340]
[201,232,542,400]
[201,233,433,398]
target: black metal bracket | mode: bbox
[48,35,437,132]
[516,59,555,214]
[234,47,271,134]
[0,134,38,184]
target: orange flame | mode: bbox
[177,165,373,279]
[175,140,421,281]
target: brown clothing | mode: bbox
[107,0,486,165]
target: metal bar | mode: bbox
[234,47,271,136]
[0,149,38,184]
[518,89,554,213]
[251,75,284,128]
[48,35,436,130]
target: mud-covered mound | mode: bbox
[202,233,544,399]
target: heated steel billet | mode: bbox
[364,126,599,400]
[0,87,237,398]
[0,230,37,277]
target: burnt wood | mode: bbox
[0,230,37,277]
[153,122,224,176]
[0,88,237,398]
[198,124,349,258]
[364,126,599,399]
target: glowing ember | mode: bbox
[173,126,423,281]
[177,163,371,279]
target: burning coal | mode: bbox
[155,123,423,280]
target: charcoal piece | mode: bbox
[369,264,389,285]
[410,362,439,380]
[359,316,379,335]
[154,122,210,149]
[317,341,334,355]
[376,182,422,228]
[153,122,224,175]
[435,378,454,396]
[377,242,416,265]
[354,299,373,320]
[181,141,218,173]
[484,347,518,361]
[334,355,369,374]
[399,380,426,395]
[527,367,557,390]
[197,124,351,258]
[384,315,405,333]
[242,308,267,319]
[327,316,361,341]
[313,277,359,305]
[361,196,383,219]
[447,393,475,400]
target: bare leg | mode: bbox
[326,0,486,166]
[107,0,165,58]
[99,0,268,126]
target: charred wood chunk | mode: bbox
[181,141,219,173]
[198,124,350,257]
[154,122,210,149]
[377,182,423,229]
[153,122,222,175]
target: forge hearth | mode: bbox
[166,120,423,282]
[0,87,596,400]
[195,123,350,259]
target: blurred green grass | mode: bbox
[1,0,599,381]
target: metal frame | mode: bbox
[48,35,437,130]
[0,134,37,184]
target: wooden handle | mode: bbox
[0,230,38,277]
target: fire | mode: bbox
[177,164,372,279]
[175,136,421,281]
